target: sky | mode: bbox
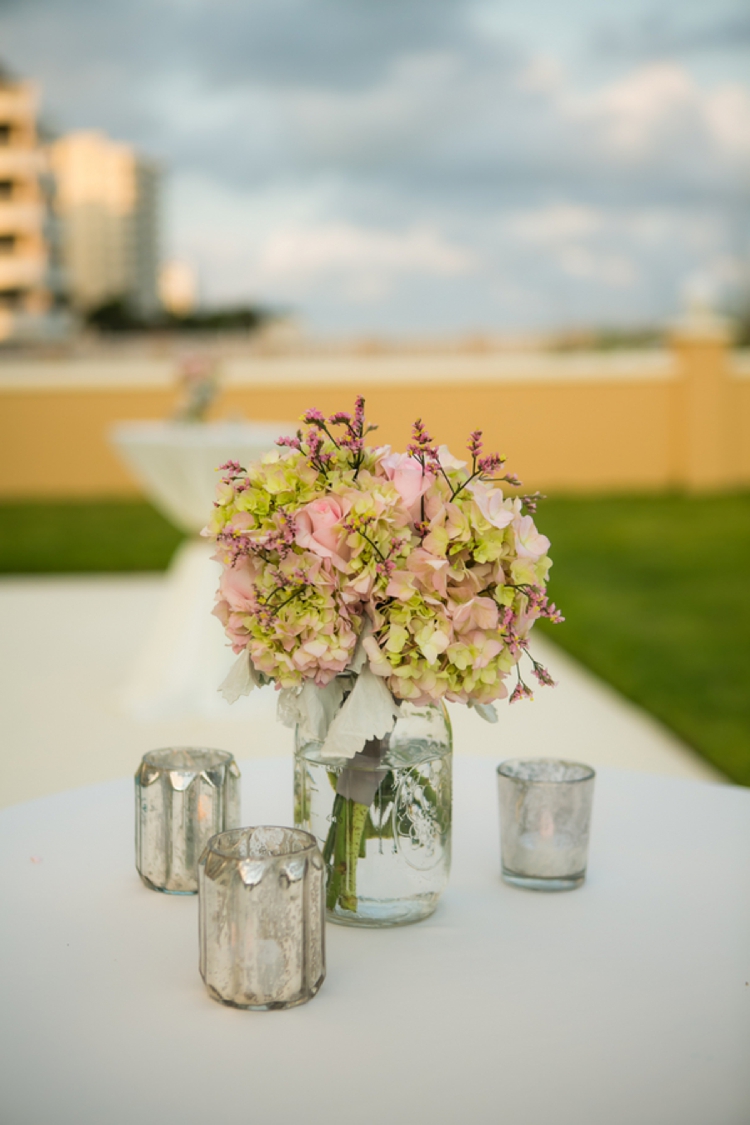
[1,0,749,334]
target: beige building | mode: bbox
[159,259,197,317]
[0,68,65,342]
[51,130,160,318]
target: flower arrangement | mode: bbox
[173,352,220,422]
[207,396,561,750]
[207,397,562,920]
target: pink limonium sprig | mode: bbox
[407,417,439,463]
[294,395,376,477]
[277,430,303,452]
[513,641,557,690]
[504,582,566,625]
[406,417,440,525]
[509,655,537,704]
[443,429,522,502]
[509,678,535,704]
[330,395,372,470]
[304,427,336,475]
[518,490,545,514]
[253,508,297,559]
[530,658,556,687]
[218,459,244,477]
[215,524,249,566]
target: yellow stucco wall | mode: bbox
[0,335,747,498]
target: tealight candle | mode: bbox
[496,758,595,891]
[135,747,241,894]
[199,826,326,1010]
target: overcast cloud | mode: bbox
[1,0,748,332]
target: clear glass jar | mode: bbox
[295,701,452,927]
[199,826,325,1010]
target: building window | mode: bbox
[0,124,11,145]
[0,180,13,199]
[0,234,16,254]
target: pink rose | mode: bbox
[381,452,434,516]
[295,496,351,571]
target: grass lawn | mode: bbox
[536,492,750,786]
[0,499,183,573]
[1,493,748,785]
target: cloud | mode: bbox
[0,0,747,331]
[592,6,750,61]
[565,62,750,164]
[508,204,603,244]
[257,222,476,284]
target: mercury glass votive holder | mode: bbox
[497,758,595,891]
[199,826,326,1011]
[135,747,240,894]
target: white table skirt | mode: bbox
[1,759,748,1125]
[110,419,294,534]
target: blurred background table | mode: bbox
[110,420,291,719]
[1,757,747,1125]
[111,420,290,536]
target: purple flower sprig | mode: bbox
[509,680,534,704]
[446,429,509,502]
[215,524,250,566]
[509,641,557,698]
[218,459,247,485]
[519,491,545,515]
[277,431,303,452]
[290,395,375,477]
[406,417,441,523]
[530,659,556,687]
[305,427,336,475]
[505,582,565,625]
[508,639,558,703]
[254,509,297,559]
[407,417,439,463]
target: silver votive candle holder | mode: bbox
[135,747,241,894]
[497,758,595,891]
[199,826,326,1011]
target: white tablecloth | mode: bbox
[110,419,295,718]
[1,759,748,1125]
[110,419,294,534]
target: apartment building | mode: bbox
[0,67,65,342]
[159,259,197,317]
[51,131,161,318]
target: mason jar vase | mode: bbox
[295,700,452,928]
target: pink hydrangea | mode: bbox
[379,451,434,517]
[208,398,558,705]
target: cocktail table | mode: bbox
[1,758,748,1125]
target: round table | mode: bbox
[110,419,293,535]
[109,420,294,719]
[1,759,748,1125]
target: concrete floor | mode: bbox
[0,574,724,810]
